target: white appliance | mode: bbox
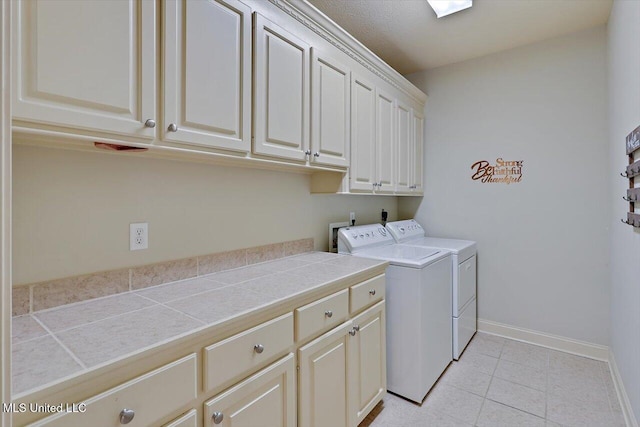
[386,219,477,360]
[338,224,452,403]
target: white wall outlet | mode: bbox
[130,222,148,251]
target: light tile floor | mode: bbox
[360,333,626,427]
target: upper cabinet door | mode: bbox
[395,100,412,193]
[253,13,309,162]
[376,88,395,193]
[162,0,251,152]
[12,0,156,139]
[412,108,425,193]
[350,73,377,192]
[310,48,350,168]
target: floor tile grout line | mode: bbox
[31,315,87,370]
[483,394,547,420]
[545,351,549,420]
[602,360,617,416]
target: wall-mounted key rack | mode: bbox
[621,125,640,228]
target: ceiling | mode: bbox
[306,0,613,74]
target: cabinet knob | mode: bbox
[304,149,312,156]
[313,152,320,157]
[119,408,135,424]
[167,123,178,132]
[144,119,156,128]
[369,289,376,296]
[349,328,357,336]
[353,325,360,332]
[254,344,264,354]
[325,310,333,318]
[212,411,224,424]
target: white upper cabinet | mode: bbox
[411,108,425,193]
[253,13,310,162]
[349,73,377,192]
[12,0,156,139]
[310,48,350,168]
[162,0,251,152]
[375,88,396,193]
[395,100,412,193]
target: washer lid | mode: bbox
[352,244,450,268]
[403,237,476,261]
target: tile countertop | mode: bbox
[11,252,387,398]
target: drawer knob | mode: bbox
[349,328,357,336]
[369,289,376,296]
[144,119,156,128]
[254,344,264,354]
[119,408,135,424]
[325,310,333,318]
[167,123,178,132]
[212,411,224,424]
[353,325,360,332]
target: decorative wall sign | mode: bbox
[626,124,640,155]
[471,158,523,184]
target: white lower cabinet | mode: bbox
[349,301,386,426]
[26,276,386,427]
[299,300,386,427]
[204,353,296,427]
[298,320,352,427]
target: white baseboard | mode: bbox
[477,318,609,361]
[609,350,639,427]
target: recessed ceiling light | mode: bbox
[427,0,472,18]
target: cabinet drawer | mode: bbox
[163,409,197,427]
[31,354,197,427]
[350,274,385,313]
[204,313,293,392]
[295,289,349,342]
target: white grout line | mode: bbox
[31,315,87,370]
[10,314,49,346]
[34,303,161,335]
[141,295,208,326]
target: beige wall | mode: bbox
[13,144,398,285]
[608,0,640,421]
[402,26,610,345]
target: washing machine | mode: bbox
[338,224,452,403]
[386,219,477,360]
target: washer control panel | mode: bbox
[337,223,394,253]
[386,219,425,242]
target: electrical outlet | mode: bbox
[130,222,148,251]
